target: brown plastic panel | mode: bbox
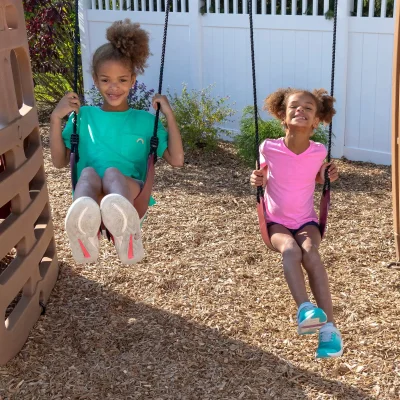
[392,0,400,261]
[0,0,58,365]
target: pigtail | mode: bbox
[312,88,336,125]
[263,88,289,120]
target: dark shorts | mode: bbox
[267,221,320,236]
[132,178,144,189]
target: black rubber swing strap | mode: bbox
[248,0,263,202]
[70,0,80,191]
[151,0,172,161]
[324,0,338,193]
[71,0,80,160]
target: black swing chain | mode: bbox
[71,0,80,163]
[324,0,338,193]
[151,0,172,163]
[248,0,263,203]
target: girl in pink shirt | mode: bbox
[250,88,343,358]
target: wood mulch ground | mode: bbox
[0,124,399,399]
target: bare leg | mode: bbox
[66,167,102,264]
[73,167,102,202]
[100,168,144,264]
[294,225,334,323]
[269,224,309,307]
[102,167,141,202]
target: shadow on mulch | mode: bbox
[1,261,375,400]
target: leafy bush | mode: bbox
[24,0,83,105]
[84,81,155,111]
[164,84,236,150]
[24,0,70,74]
[234,106,330,166]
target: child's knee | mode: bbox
[80,167,101,186]
[103,167,123,184]
[301,243,321,264]
[281,241,302,263]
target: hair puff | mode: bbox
[92,19,150,76]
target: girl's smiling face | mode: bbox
[93,60,136,111]
[284,92,320,134]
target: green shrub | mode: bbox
[24,0,83,106]
[165,84,236,150]
[33,23,83,106]
[234,105,330,166]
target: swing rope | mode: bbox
[151,0,172,162]
[249,0,338,194]
[70,0,172,189]
[324,0,338,193]
[249,0,338,243]
[248,0,263,204]
[70,0,80,190]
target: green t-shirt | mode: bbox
[62,106,168,181]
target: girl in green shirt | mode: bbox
[50,19,184,265]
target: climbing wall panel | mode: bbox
[0,0,59,365]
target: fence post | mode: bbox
[188,0,203,90]
[79,0,93,96]
[331,0,351,158]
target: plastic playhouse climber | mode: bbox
[0,0,58,365]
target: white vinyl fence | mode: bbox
[79,0,396,164]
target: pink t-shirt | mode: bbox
[259,137,327,229]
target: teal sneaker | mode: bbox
[297,303,327,335]
[316,324,343,358]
